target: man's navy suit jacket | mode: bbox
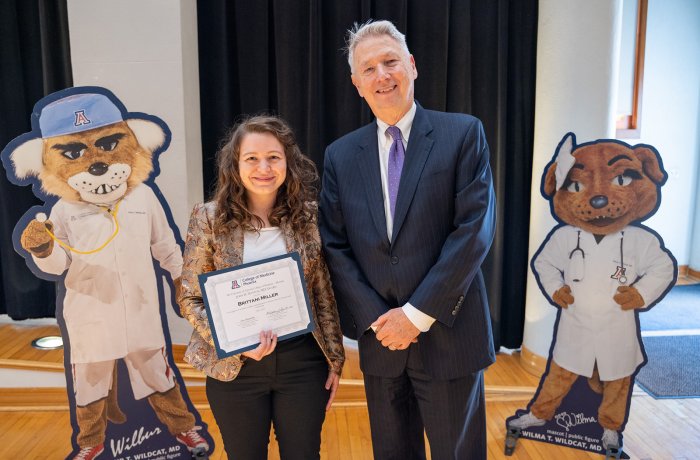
[319,104,497,380]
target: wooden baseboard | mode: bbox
[689,267,700,280]
[485,385,536,402]
[0,378,369,412]
[519,345,547,377]
[0,344,204,379]
[1,377,537,412]
[0,387,70,411]
[1,341,539,411]
[0,358,63,372]
[679,264,688,278]
[0,357,206,381]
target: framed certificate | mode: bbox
[198,252,314,358]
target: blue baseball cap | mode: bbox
[38,93,123,138]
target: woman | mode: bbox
[178,115,345,459]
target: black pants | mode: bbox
[206,333,329,460]
[363,344,487,460]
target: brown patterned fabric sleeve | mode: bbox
[178,203,245,380]
[310,224,345,375]
[178,204,216,344]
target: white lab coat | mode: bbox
[533,225,674,381]
[33,184,182,364]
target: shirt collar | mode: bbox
[376,102,417,143]
[573,227,625,241]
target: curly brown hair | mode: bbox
[212,115,318,234]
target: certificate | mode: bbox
[198,252,314,358]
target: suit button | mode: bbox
[391,256,399,265]
[458,295,465,301]
[452,310,458,316]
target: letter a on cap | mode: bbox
[74,110,91,127]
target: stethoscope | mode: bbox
[37,199,123,255]
[569,230,627,284]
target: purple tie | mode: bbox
[386,126,405,219]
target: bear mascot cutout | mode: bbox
[505,133,676,457]
[1,87,214,460]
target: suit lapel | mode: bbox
[356,122,390,245]
[391,105,434,244]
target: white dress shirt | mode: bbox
[375,103,435,332]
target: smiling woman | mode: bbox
[178,115,345,460]
[238,132,287,217]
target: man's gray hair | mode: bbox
[345,19,411,73]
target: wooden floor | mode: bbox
[1,318,700,458]
[3,395,700,459]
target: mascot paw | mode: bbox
[614,285,645,310]
[20,219,54,258]
[552,285,574,309]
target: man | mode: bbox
[319,20,497,460]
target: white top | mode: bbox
[374,103,434,332]
[242,227,287,264]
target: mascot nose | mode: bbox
[590,195,608,209]
[88,162,109,176]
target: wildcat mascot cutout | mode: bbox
[506,133,676,458]
[1,87,214,460]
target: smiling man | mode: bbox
[319,19,497,460]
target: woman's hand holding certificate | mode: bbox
[242,330,278,361]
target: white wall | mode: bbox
[68,0,202,344]
[522,0,700,360]
[67,0,203,235]
[631,0,700,267]
[522,0,623,359]
[692,113,700,270]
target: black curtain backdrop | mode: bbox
[197,0,537,349]
[0,0,72,319]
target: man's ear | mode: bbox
[350,75,364,98]
[9,138,44,179]
[543,163,557,198]
[126,119,165,153]
[633,146,666,185]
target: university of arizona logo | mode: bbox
[610,265,627,282]
[231,279,240,289]
[74,110,91,127]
